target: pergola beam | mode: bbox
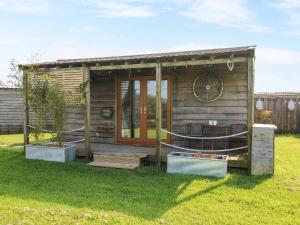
[155,63,162,166]
[247,57,255,174]
[83,67,91,156]
[23,71,29,153]
[89,57,247,71]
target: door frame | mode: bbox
[116,74,172,145]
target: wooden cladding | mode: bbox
[50,68,84,95]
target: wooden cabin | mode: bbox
[21,46,255,169]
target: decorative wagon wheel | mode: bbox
[192,72,224,103]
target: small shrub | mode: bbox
[255,110,273,124]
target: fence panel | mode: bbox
[255,93,300,133]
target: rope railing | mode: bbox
[65,139,86,144]
[160,129,248,153]
[27,125,85,134]
[161,129,247,140]
[161,142,248,153]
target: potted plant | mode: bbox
[24,66,77,162]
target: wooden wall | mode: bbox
[172,63,248,146]
[0,88,23,134]
[90,76,116,144]
[54,63,249,155]
[51,68,86,155]
[254,95,300,133]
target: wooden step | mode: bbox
[93,154,140,164]
[89,152,149,169]
[93,152,148,158]
[88,161,139,169]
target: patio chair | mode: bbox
[184,123,204,149]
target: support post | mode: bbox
[156,63,162,166]
[83,67,91,156]
[247,57,255,174]
[23,71,29,153]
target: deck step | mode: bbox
[88,161,139,169]
[89,152,149,169]
[93,152,148,158]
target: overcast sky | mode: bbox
[0,0,299,92]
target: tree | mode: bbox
[8,59,23,88]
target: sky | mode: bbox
[0,0,299,92]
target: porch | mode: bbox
[22,46,255,171]
[91,143,248,168]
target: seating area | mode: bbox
[184,123,247,151]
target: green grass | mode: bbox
[0,133,53,146]
[0,135,299,224]
[122,128,167,139]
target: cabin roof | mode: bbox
[20,45,255,69]
[255,92,300,97]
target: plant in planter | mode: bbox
[48,81,75,147]
[9,58,80,162]
[24,66,78,162]
[27,73,51,144]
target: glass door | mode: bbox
[117,76,171,144]
[146,80,168,141]
[119,80,141,140]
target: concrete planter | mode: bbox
[167,152,228,177]
[25,143,76,162]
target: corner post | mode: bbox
[23,71,29,153]
[247,57,255,174]
[156,63,162,166]
[83,67,91,156]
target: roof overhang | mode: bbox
[19,46,255,70]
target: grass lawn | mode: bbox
[0,135,299,224]
[0,133,53,146]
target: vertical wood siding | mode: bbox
[254,95,300,133]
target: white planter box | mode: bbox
[167,152,228,177]
[25,143,76,162]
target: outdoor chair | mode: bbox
[184,123,204,148]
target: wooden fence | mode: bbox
[255,93,300,133]
[0,87,23,134]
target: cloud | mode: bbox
[180,0,269,32]
[72,0,268,32]
[0,0,48,13]
[257,47,300,65]
[254,47,300,92]
[288,30,300,35]
[276,0,300,9]
[275,0,300,25]
[68,26,97,32]
[74,0,155,18]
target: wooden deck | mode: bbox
[91,143,248,169]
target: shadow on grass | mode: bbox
[0,148,270,220]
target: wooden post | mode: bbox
[83,67,91,157]
[156,63,162,166]
[23,71,30,153]
[247,57,255,174]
